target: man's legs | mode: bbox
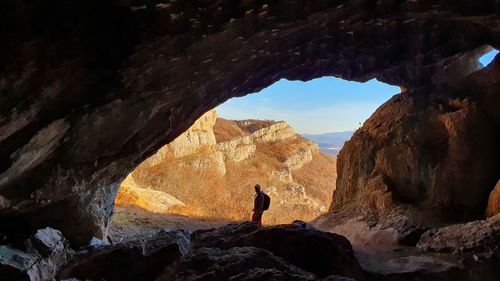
[251,213,262,226]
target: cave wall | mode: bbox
[0,0,499,245]
[332,56,500,231]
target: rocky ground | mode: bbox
[109,206,230,243]
[1,217,498,281]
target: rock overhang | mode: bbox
[0,0,499,246]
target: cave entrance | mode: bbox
[479,48,499,67]
[111,77,400,240]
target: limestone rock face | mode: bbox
[266,185,327,216]
[486,181,500,218]
[285,142,320,171]
[248,121,297,143]
[0,0,499,245]
[217,135,256,162]
[168,110,218,158]
[141,109,227,176]
[115,175,186,214]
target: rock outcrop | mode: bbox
[0,222,365,281]
[243,121,298,143]
[168,110,218,158]
[58,230,191,281]
[217,135,256,162]
[3,221,498,281]
[417,215,500,254]
[411,216,500,281]
[191,222,364,279]
[0,228,72,281]
[285,142,320,171]
[157,247,319,281]
[115,175,186,214]
[0,0,499,247]
[149,109,227,176]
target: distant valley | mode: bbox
[302,131,354,155]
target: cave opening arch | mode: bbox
[0,1,499,247]
[111,76,401,235]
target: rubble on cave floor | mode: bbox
[1,218,498,281]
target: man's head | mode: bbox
[254,184,261,193]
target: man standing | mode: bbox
[252,184,267,225]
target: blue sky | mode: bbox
[479,49,498,66]
[218,49,498,134]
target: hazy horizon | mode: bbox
[217,77,401,134]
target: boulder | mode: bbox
[157,247,318,281]
[0,227,72,281]
[191,222,364,279]
[58,230,190,281]
[115,175,186,214]
[417,216,500,254]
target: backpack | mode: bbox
[262,192,271,210]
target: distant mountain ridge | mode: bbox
[302,131,354,155]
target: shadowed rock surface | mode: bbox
[317,56,500,243]
[417,215,500,254]
[57,230,190,281]
[0,227,71,281]
[2,221,498,281]
[191,221,364,279]
[1,223,365,281]
[1,0,499,246]
[157,247,319,281]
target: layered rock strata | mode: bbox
[216,135,255,162]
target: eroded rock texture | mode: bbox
[58,230,191,281]
[0,227,72,281]
[1,0,499,245]
[317,53,500,242]
[1,223,365,281]
[191,221,364,279]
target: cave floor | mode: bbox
[111,206,465,277]
[109,206,232,243]
[354,244,461,276]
